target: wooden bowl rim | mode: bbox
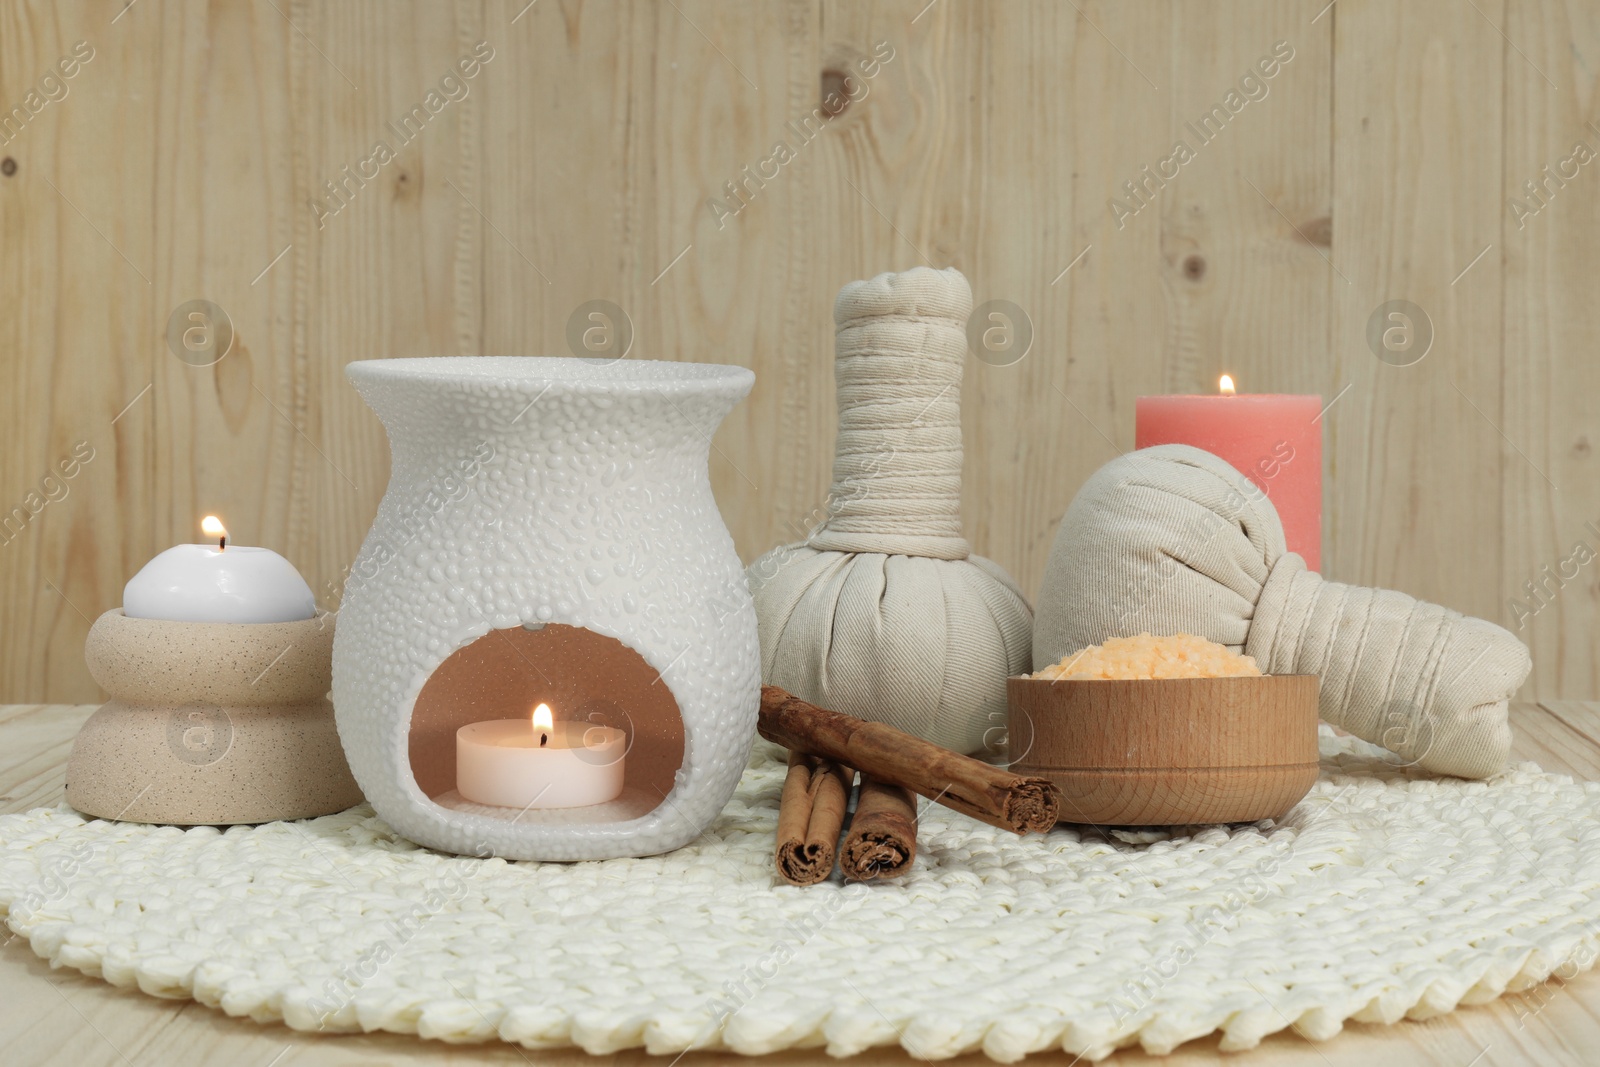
[1007,673,1319,686]
[1006,672,1322,788]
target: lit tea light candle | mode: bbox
[1135,377,1323,571]
[456,702,626,809]
[123,515,318,623]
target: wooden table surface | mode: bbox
[4,702,1600,1067]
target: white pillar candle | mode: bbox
[456,703,626,809]
[123,516,317,624]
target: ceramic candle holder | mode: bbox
[333,357,761,862]
[1007,674,1320,825]
[66,610,362,825]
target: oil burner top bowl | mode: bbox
[1006,674,1320,826]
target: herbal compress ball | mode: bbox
[748,268,1032,755]
[1034,445,1531,779]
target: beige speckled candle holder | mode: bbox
[66,610,362,825]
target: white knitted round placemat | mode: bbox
[4,728,1600,1062]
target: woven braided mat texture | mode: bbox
[3,729,1599,1061]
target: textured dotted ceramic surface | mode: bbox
[5,731,1600,1061]
[333,357,760,861]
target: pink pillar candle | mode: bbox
[1135,383,1323,571]
[456,710,626,809]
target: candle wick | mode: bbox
[539,732,548,747]
[218,536,226,551]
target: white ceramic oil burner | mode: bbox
[333,357,760,860]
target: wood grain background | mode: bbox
[0,0,1594,704]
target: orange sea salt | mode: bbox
[1029,632,1262,680]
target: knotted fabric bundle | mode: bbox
[748,268,1032,755]
[1034,445,1531,779]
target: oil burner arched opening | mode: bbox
[411,623,685,824]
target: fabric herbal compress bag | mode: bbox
[1034,445,1531,779]
[748,267,1032,755]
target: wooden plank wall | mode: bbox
[0,0,1594,704]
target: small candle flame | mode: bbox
[1218,374,1236,396]
[532,702,553,747]
[200,514,228,550]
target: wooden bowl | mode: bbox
[1006,675,1320,826]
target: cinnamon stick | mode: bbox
[841,776,917,881]
[759,686,1060,834]
[774,750,853,885]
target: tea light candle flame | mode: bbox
[1219,374,1236,396]
[200,514,228,550]
[533,702,553,747]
